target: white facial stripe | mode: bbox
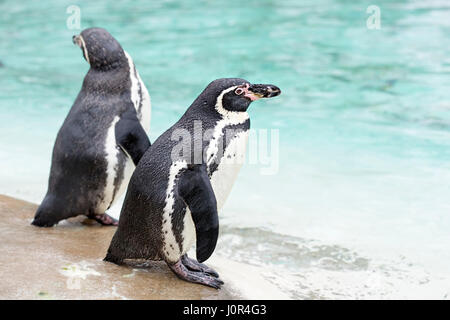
[205,86,250,171]
[78,35,90,65]
[214,86,250,124]
[162,160,187,262]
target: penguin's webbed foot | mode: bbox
[181,254,219,278]
[90,213,118,226]
[168,259,224,289]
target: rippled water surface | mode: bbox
[1,0,450,298]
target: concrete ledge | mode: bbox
[0,195,235,300]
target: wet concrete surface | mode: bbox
[0,195,235,299]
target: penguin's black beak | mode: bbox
[72,34,90,64]
[244,84,281,101]
[72,35,81,47]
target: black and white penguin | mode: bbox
[105,78,280,288]
[32,28,151,227]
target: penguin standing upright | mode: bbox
[105,78,281,288]
[32,28,151,227]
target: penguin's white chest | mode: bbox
[180,130,249,254]
[209,130,249,210]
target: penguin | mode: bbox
[32,27,151,227]
[105,78,280,288]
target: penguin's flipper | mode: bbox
[178,164,218,263]
[115,108,151,165]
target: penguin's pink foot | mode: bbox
[181,254,219,278]
[91,213,118,226]
[168,260,224,289]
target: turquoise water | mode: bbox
[1,0,450,298]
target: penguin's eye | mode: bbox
[235,88,244,95]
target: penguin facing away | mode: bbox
[32,28,151,227]
[105,78,281,288]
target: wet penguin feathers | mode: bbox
[32,27,152,227]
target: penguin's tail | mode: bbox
[104,232,126,265]
[104,251,124,265]
[31,194,64,227]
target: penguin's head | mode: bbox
[202,78,281,114]
[72,28,126,70]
